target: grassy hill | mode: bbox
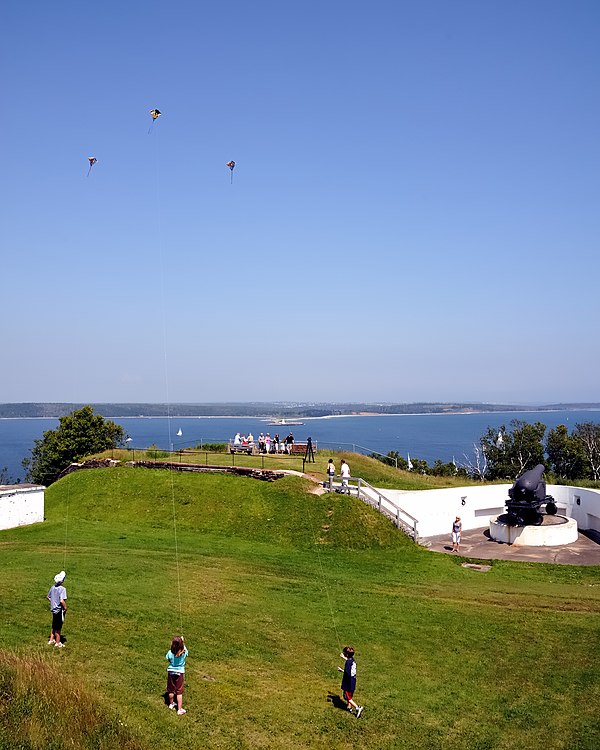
[1,466,599,749]
[99,446,485,490]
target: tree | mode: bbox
[546,424,586,481]
[573,422,600,481]
[479,420,546,480]
[23,406,125,485]
[0,467,20,485]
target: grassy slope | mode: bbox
[1,467,599,750]
[100,447,484,490]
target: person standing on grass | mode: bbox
[327,458,336,490]
[286,432,294,454]
[338,646,363,718]
[340,459,350,493]
[451,516,462,553]
[47,571,67,647]
[166,635,188,715]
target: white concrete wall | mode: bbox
[380,484,600,539]
[0,485,45,530]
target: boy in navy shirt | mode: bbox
[338,646,364,718]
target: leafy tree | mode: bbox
[479,420,546,480]
[409,457,430,474]
[573,422,600,481]
[23,406,125,485]
[368,450,410,471]
[430,459,466,477]
[546,424,586,481]
[0,467,20,485]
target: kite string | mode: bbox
[63,474,70,569]
[304,498,342,652]
[153,123,184,636]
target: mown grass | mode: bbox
[1,467,599,750]
[97,447,483,490]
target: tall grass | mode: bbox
[0,651,145,749]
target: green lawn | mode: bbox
[1,467,599,749]
[99,446,485,489]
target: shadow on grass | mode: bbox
[327,692,349,711]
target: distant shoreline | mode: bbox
[2,408,599,422]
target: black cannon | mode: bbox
[505,464,557,526]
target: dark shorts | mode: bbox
[167,671,185,695]
[52,610,64,632]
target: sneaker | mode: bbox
[356,706,364,718]
[48,639,55,645]
[55,642,64,648]
[177,708,186,715]
[168,703,176,710]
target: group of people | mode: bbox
[233,431,295,454]
[326,458,351,492]
[45,569,364,720]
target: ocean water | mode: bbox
[2,410,599,483]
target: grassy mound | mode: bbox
[1,467,599,750]
[99,447,484,490]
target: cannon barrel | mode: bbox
[505,464,555,526]
[508,463,546,505]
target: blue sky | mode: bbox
[2,0,599,404]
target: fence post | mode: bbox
[205,451,208,466]
[261,455,264,470]
[378,494,382,511]
[232,452,235,467]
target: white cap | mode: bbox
[54,571,66,584]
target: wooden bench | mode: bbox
[229,441,254,455]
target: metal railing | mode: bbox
[325,475,418,541]
[111,447,306,473]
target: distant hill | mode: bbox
[1,401,599,419]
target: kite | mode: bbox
[87,157,97,177]
[226,160,236,183]
[148,109,162,134]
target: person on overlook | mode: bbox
[340,459,350,494]
[233,432,241,446]
[285,432,294,454]
[327,458,336,490]
[47,571,67,647]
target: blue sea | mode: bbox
[2,410,599,482]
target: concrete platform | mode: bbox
[423,527,600,566]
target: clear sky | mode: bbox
[2,1,599,404]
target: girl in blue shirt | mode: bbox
[166,635,188,715]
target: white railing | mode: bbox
[328,476,418,540]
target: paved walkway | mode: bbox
[423,527,600,566]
